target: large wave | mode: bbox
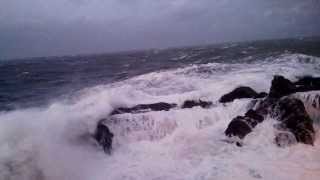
[0,53,320,180]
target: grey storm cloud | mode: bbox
[0,0,319,59]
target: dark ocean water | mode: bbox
[1,38,320,111]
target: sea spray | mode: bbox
[0,53,320,180]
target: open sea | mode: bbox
[0,38,320,180]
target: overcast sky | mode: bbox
[0,0,319,59]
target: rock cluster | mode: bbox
[219,86,267,103]
[110,102,177,115]
[94,75,319,154]
[225,75,318,146]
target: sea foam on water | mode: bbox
[0,53,320,180]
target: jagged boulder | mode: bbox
[269,75,296,99]
[219,86,267,103]
[225,116,252,142]
[274,97,315,145]
[91,75,317,153]
[224,75,317,147]
[182,100,212,109]
[294,76,320,92]
[245,109,264,123]
[254,98,277,116]
[225,96,315,146]
[94,121,114,154]
[225,109,264,144]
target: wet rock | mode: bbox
[274,97,315,145]
[111,102,177,115]
[245,109,264,123]
[227,96,315,146]
[225,116,252,139]
[94,120,114,154]
[256,92,268,98]
[269,75,296,99]
[219,86,265,103]
[182,99,212,109]
[294,76,320,92]
[225,76,316,146]
[225,109,264,141]
[268,75,320,99]
[254,97,279,116]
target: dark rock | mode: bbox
[256,92,268,98]
[111,107,132,115]
[294,76,320,92]
[219,86,265,103]
[225,116,252,139]
[111,102,177,115]
[254,98,277,116]
[94,120,114,154]
[224,75,317,147]
[225,109,264,140]
[295,76,320,86]
[182,100,212,109]
[268,75,320,98]
[245,109,264,123]
[269,75,296,99]
[274,97,315,145]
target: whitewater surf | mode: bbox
[0,39,320,180]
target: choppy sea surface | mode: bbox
[0,38,320,180]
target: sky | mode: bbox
[0,0,319,59]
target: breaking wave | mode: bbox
[0,53,320,180]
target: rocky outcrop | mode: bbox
[294,76,320,92]
[110,99,214,116]
[219,86,267,103]
[111,102,178,115]
[268,75,320,99]
[274,97,315,145]
[182,100,212,109]
[93,75,319,155]
[225,109,264,146]
[94,120,114,154]
[268,75,296,99]
[224,75,317,146]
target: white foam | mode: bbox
[0,53,320,180]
